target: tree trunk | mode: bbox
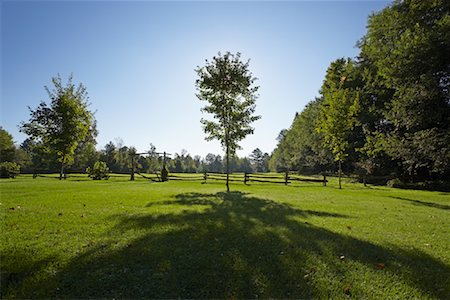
[226,143,230,192]
[338,159,342,189]
[59,158,64,181]
[130,155,135,181]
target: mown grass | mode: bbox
[1,174,449,299]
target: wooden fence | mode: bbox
[29,171,328,186]
[167,171,328,186]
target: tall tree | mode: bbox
[195,52,260,191]
[359,0,450,181]
[270,99,334,174]
[101,141,118,171]
[318,59,360,189]
[0,127,16,163]
[250,148,269,172]
[269,129,291,172]
[204,153,223,173]
[20,75,94,179]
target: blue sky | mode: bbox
[1,0,389,157]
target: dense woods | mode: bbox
[270,0,450,186]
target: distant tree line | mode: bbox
[1,126,270,175]
[271,0,450,185]
[1,72,268,176]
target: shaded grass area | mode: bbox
[1,175,449,299]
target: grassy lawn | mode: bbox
[1,175,449,299]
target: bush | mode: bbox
[386,178,403,188]
[0,162,20,178]
[86,161,109,180]
[386,178,450,191]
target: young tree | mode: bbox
[20,75,94,180]
[195,52,260,192]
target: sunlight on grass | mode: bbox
[1,176,449,298]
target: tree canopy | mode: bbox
[21,75,95,180]
[0,127,16,163]
[195,52,260,191]
[271,0,450,187]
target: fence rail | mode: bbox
[28,171,329,186]
[165,171,328,186]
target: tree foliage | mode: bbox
[359,0,450,180]
[195,52,260,191]
[249,148,269,172]
[270,0,450,187]
[0,162,20,178]
[0,127,16,163]
[270,99,334,174]
[86,161,109,180]
[317,59,360,163]
[20,75,94,179]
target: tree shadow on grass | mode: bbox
[5,192,450,298]
[391,196,450,211]
[0,250,57,299]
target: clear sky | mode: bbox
[1,0,389,158]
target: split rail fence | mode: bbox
[30,171,328,186]
[168,171,328,186]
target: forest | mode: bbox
[270,0,450,187]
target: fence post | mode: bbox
[244,173,248,185]
[130,155,135,181]
[323,174,327,186]
[203,171,208,183]
[285,170,289,185]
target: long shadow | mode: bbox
[0,250,57,299]
[4,192,450,298]
[391,196,450,211]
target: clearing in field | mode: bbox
[1,175,449,299]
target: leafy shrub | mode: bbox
[86,161,109,180]
[386,178,403,188]
[0,162,20,178]
[386,178,450,191]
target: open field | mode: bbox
[1,175,449,299]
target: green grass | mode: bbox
[1,174,449,299]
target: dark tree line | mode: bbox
[271,0,450,185]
